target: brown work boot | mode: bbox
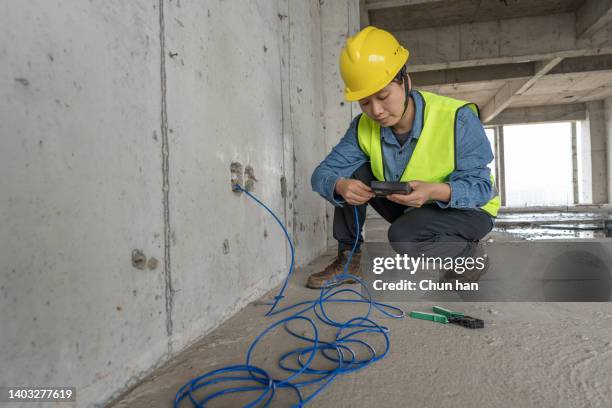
[306,250,362,289]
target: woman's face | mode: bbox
[358,80,406,127]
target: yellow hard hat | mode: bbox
[339,26,409,101]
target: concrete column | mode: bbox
[583,101,608,204]
[578,118,593,203]
[571,122,579,204]
[605,96,612,203]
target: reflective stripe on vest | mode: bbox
[357,90,500,217]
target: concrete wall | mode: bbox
[288,0,327,261]
[0,1,349,406]
[320,0,360,247]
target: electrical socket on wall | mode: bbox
[230,162,258,193]
[244,165,257,192]
[230,162,243,192]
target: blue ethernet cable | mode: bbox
[174,185,404,407]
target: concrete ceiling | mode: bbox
[418,63,612,109]
[361,0,612,123]
[367,0,585,31]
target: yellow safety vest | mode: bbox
[356,90,500,217]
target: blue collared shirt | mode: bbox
[311,90,495,212]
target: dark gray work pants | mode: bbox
[334,164,494,258]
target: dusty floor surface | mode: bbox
[111,217,612,408]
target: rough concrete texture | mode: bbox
[368,0,583,31]
[487,103,586,126]
[578,115,594,204]
[110,219,612,407]
[287,0,326,262]
[1,1,167,406]
[320,0,360,247]
[605,96,612,203]
[583,100,608,204]
[0,1,351,406]
[397,13,612,72]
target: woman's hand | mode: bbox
[386,181,450,207]
[335,178,375,205]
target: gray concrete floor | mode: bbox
[111,216,612,408]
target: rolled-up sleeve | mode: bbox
[311,116,369,206]
[436,106,494,209]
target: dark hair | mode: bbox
[392,65,407,84]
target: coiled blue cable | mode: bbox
[174,185,404,407]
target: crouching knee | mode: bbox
[387,222,422,255]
